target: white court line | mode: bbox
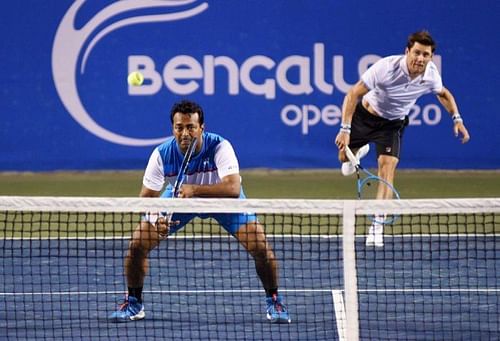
[332,290,346,341]
[359,288,500,292]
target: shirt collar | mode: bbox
[400,56,410,77]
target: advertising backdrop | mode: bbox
[1,0,499,171]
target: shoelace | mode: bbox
[117,300,129,311]
[272,295,283,313]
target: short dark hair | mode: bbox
[170,100,205,125]
[407,30,436,53]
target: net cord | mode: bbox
[1,196,499,215]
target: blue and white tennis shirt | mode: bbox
[362,55,443,120]
[143,132,241,194]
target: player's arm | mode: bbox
[436,87,470,143]
[335,80,370,151]
[178,174,241,198]
[139,185,161,198]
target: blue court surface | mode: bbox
[0,236,498,340]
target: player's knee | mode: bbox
[246,241,268,259]
[378,155,398,169]
[128,238,152,258]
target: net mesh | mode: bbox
[0,197,498,340]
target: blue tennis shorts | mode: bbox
[160,186,258,235]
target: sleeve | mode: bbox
[361,58,388,90]
[429,63,444,94]
[214,140,240,179]
[142,148,165,191]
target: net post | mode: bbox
[343,200,359,341]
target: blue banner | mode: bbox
[1,0,499,171]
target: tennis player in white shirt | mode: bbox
[335,30,470,247]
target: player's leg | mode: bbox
[109,213,192,322]
[234,221,278,294]
[216,213,291,323]
[235,221,291,324]
[109,220,159,322]
[366,118,407,247]
[376,154,399,200]
[125,220,164,295]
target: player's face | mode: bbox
[405,42,433,76]
[172,112,204,154]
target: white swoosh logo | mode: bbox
[52,0,208,146]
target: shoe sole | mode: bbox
[267,316,291,324]
[267,313,291,324]
[109,310,145,322]
[366,236,384,247]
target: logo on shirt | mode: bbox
[202,158,210,170]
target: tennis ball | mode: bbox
[127,71,144,86]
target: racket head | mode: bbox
[358,172,400,224]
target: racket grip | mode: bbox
[344,146,358,166]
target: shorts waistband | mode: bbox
[356,102,387,121]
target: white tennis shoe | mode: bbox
[366,217,384,247]
[341,144,370,176]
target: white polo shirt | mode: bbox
[362,55,443,120]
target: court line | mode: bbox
[332,290,346,341]
[359,288,500,292]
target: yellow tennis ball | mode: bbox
[127,71,144,86]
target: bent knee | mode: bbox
[377,154,398,167]
[128,237,155,257]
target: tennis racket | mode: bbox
[148,137,198,237]
[162,137,198,222]
[171,137,198,198]
[344,145,400,224]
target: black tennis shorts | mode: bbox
[349,102,409,158]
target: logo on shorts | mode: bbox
[385,147,392,153]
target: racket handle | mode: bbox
[344,146,359,166]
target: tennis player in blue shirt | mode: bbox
[109,100,290,324]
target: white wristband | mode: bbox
[142,212,160,225]
[340,123,351,134]
[452,113,463,124]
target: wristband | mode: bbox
[142,212,160,225]
[340,123,351,134]
[452,113,463,124]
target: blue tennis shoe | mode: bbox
[109,296,145,322]
[266,294,291,324]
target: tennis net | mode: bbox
[0,196,498,340]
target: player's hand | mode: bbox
[335,131,351,151]
[155,216,179,238]
[178,184,196,198]
[454,122,470,144]
[155,216,170,236]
